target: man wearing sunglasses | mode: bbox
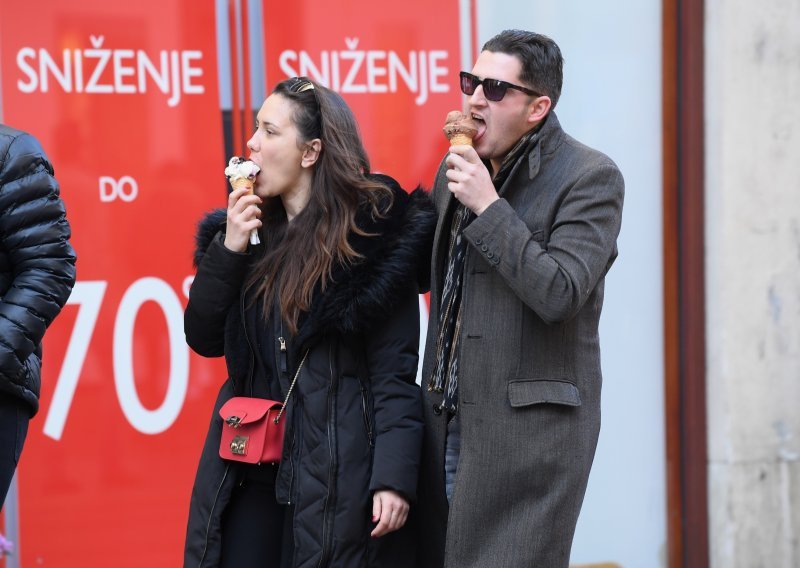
[417,30,624,568]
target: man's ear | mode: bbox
[301,139,322,168]
[527,96,552,125]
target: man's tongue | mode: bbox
[473,117,486,142]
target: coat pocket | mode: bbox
[22,353,42,398]
[507,379,581,408]
[356,377,375,448]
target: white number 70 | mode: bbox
[43,277,189,440]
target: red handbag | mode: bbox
[219,398,286,464]
[218,350,308,464]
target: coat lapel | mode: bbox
[430,159,455,297]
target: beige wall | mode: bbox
[705,1,800,566]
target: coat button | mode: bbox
[481,244,488,252]
[433,404,443,415]
[487,252,494,259]
[475,238,482,245]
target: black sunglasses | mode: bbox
[459,71,541,102]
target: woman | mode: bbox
[183,77,435,568]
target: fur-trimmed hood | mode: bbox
[192,174,435,350]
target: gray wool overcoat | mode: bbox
[416,112,625,568]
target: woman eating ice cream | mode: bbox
[183,77,434,568]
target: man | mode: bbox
[0,125,76,507]
[417,30,624,567]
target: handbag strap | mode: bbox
[274,349,309,424]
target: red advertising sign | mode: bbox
[0,1,225,565]
[260,0,462,190]
[0,0,465,565]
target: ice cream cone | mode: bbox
[228,176,260,245]
[448,133,474,147]
[225,157,262,246]
[230,177,254,192]
[443,110,479,147]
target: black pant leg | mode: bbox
[0,393,29,509]
[220,465,285,568]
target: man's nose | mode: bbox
[468,85,487,107]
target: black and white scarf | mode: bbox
[428,128,540,413]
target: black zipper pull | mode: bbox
[278,336,288,375]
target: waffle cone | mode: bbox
[229,177,254,192]
[448,133,474,146]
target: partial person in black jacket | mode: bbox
[183,77,435,568]
[0,125,77,507]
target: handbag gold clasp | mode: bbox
[230,436,248,455]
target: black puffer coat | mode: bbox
[0,125,76,415]
[184,176,435,567]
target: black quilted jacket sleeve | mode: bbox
[0,125,77,414]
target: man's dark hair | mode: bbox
[482,30,564,108]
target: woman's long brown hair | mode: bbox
[245,77,392,335]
